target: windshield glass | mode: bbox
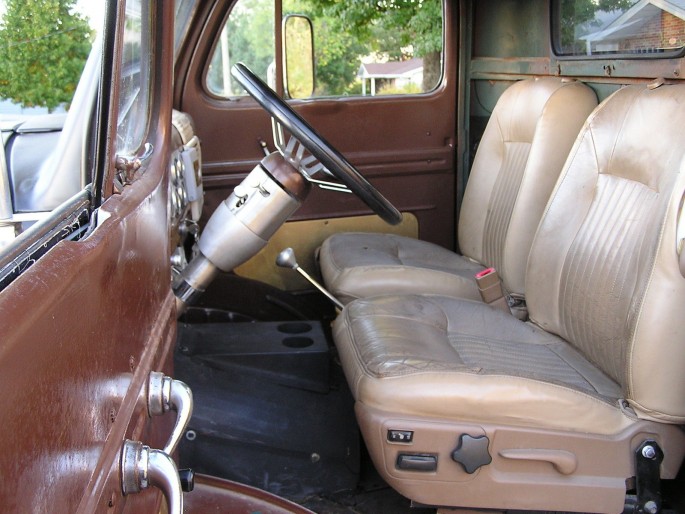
[175,0,198,60]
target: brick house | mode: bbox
[583,0,685,54]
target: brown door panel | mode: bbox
[188,95,456,249]
[201,149,454,249]
[195,95,456,163]
[179,1,458,250]
[0,156,175,512]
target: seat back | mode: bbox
[458,78,597,295]
[527,83,685,423]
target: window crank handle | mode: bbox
[148,371,194,455]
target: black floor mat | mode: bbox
[299,445,436,514]
[176,320,360,500]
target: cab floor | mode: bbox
[299,451,436,514]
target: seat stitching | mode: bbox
[334,265,482,300]
[357,367,621,408]
[626,170,680,398]
[448,334,608,395]
[338,264,483,279]
[546,344,616,397]
[606,87,641,177]
[341,308,368,396]
[351,312,447,331]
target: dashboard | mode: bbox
[169,110,204,282]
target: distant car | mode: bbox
[0,113,70,243]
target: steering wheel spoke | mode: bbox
[232,63,401,225]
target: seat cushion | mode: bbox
[320,233,485,304]
[334,294,636,435]
[319,78,597,303]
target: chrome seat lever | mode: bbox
[121,440,183,514]
[148,372,194,455]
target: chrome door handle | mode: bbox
[148,371,193,454]
[121,440,183,514]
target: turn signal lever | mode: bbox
[276,247,344,310]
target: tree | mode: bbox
[559,0,635,53]
[0,0,92,111]
[284,0,367,96]
[210,0,443,98]
[308,0,443,92]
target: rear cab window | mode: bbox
[556,0,685,57]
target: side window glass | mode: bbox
[556,0,685,56]
[117,0,153,155]
[207,0,275,97]
[206,0,443,99]
[0,1,102,246]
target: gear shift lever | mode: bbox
[276,248,344,310]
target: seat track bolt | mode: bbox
[642,445,656,459]
[644,500,658,514]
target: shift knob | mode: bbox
[276,247,298,269]
[274,247,344,310]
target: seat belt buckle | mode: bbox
[475,268,509,312]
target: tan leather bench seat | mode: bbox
[332,82,685,513]
[320,77,598,304]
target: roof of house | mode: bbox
[583,0,685,43]
[357,58,423,79]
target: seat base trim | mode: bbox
[356,404,685,513]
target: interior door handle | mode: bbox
[121,439,183,514]
[148,371,194,454]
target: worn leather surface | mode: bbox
[320,232,484,304]
[334,83,685,438]
[460,78,597,295]
[527,83,685,423]
[320,78,597,302]
[334,295,633,435]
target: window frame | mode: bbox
[201,0,447,102]
[551,0,685,60]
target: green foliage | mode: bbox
[0,0,92,111]
[207,0,275,96]
[377,81,421,96]
[310,0,442,57]
[283,0,367,96]
[286,0,441,95]
[211,0,442,97]
[284,16,314,98]
[559,0,637,53]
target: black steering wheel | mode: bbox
[231,63,402,225]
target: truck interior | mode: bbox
[0,1,684,513]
